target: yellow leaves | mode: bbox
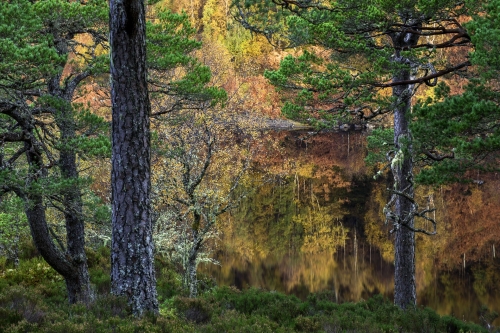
[240,35,273,59]
[296,164,316,178]
[66,33,108,73]
[363,184,394,262]
[202,0,228,40]
[469,187,483,215]
[294,205,348,255]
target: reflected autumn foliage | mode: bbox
[199,130,500,326]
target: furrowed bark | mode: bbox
[21,93,93,304]
[58,108,93,305]
[110,0,159,315]
[392,82,417,308]
[24,145,77,288]
[391,24,419,309]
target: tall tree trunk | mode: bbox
[58,107,93,304]
[19,91,93,304]
[391,23,420,309]
[392,78,416,308]
[109,0,158,315]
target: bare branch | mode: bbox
[423,149,455,161]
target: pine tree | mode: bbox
[411,0,500,184]
[233,0,475,308]
[109,0,158,315]
[0,0,108,304]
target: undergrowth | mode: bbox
[0,245,494,333]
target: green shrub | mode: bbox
[87,246,112,294]
[18,240,39,260]
[3,320,39,333]
[208,287,305,326]
[89,266,111,294]
[196,272,217,296]
[0,256,7,271]
[0,252,493,333]
[155,258,184,301]
[0,257,66,305]
[86,246,110,270]
[174,296,213,323]
[1,257,63,287]
[294,315,322,332]
[200,310,288,333]
[89,294,131,319]
[0,286,47,329]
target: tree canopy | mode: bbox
[0,0,109,304]
[411,0,500,184]
[232,0,484,308]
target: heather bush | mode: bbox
[199,310,287,333]
[207,286,306,326]
[0,246,493,333]
[0,286,48,328]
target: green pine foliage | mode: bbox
[411,0,500,184]
[0,0,110,216]
[412,83,500,184]
[234,0,500,188]
[0,0,62,87]
[235,0,467,128]
[366,128,395,170]
[0,196,29,263]
[147,9,227,110]
[0,0,111,304]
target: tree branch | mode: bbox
[374,61,471,88]
[423,149,455,161]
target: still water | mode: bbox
[201,130,500,326]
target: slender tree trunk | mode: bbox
[187,212,202,298]
[47,64,94,303]
[392,78,416,308]
[24,145,82,295]
[19,93,93,303]
[187,249,198,298]
[58,109,94,304]
[25,193,74,275]
[110,0,158,315]
[391,23,420,309]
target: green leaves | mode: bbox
[366,128,395,167]
[0,195,29,259]
[147,10,201,70]
[236,0,494,190]
[0,0,110,214]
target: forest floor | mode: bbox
[0,247,494,333]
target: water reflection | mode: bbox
[200,131,500,326]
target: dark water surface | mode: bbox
[201,131,500,326]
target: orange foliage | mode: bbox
[436,173,500,268]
